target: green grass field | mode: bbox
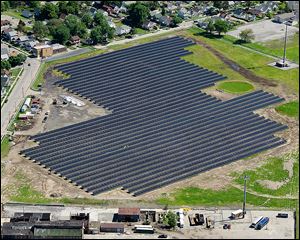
[217,81,255,94]
[183,28,299,95]
[275,101,299,118]
[3,10,28,20]
[157,152,298,210]
[232,152,299,197]
[1,136,10,159]
[223,33,299,64]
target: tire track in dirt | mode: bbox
[190,38,278,87]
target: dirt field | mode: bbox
[1,34,298,204]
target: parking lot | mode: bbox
[228,19,299,42]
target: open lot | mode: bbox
[227,20,299,42]
[1,204,295,239]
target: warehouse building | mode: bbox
[100,223,124,233]
[117,208,140,222]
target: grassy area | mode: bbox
[217,81,254,94]
[1,135,10,159]
[223,33,299,64]
[157,186,297,209]
[52,69,70,79]
[10,67,23,79]
[2,10,28,20]
[182,45,247,81]
[275,101,299,118]
[183,28,299,95]
[135,28,150,35]
[232,152,299,197]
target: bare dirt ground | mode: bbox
[1,34,298,204]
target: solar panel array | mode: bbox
[21,36,287,196]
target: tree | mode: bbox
[33,21,49,39]
[239,29,255,43]
[47,19,64,35]
[213,1,229,10]
[90,24,114,44]
[8,54,27,67]
[17,20,26,32]
[206,19,215,34]
[82,13,93,28]
[128,2,150,27]
[161,6,166,16]
[164,211,177,229]
[172,16,183,27]
[146,1,159,11]
[214,19,230,36]
[52,25,70,44]
[41,2,59,19]
[64,15,87,38]
[94,12,107,26]
[27,0,40,8]
[1,60,11,70]
[1,1,10,12]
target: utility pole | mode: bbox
[282,23,288,65]
[242,175,249,219]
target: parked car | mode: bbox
[276,213,288,218]
[158,234,168,238]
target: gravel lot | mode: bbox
[228,20,299,42]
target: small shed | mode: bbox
[117,208,140,222]
[100,223,124,233]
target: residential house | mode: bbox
[197,21,209,29]
[1,47,9,60]
[21,10,33,18]
[166,3,178,14]
[247,8,264,17]
[142,21,157,30]
[233,8,256,21]
[102,5,114,15]
[159,16,172,27]
[99,9,109,17]
[89,7,98,16]
[52,43,67,55]
[1,74,10,97]
[24,40,39,51]
[115,25,132,35]
[107,19,116,28]
[255,1,278,14]
[178,8,191,19]
[16,35,29,46]
[274,12,296,25]
[70,36,81,45]
[3,29,18,42]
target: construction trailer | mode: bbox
[134,225,154,234]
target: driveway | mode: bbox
[45,47,93,62]
[1,57,41,138]
[227,19,299,42]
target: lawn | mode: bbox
[1,135,10,159]
[182,45,247,81]
[2,10,28,21]
[223,33,299,64]
[135,28,150,35]
[157,186,297,209]
[275,101,299,118]
[183,28,299,95]
[232,152,299,197]
[10,67,23,79]
[217,81,255,94]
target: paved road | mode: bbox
[45,47,93,62]
[94,21,194,49]
[1,57,41,139]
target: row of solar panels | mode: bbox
[21,36,287,196]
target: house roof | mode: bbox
[18,35,29,42]
[276,12,295,19]
[70,35,80,41]
[100,223,124,229]
[22,10,33,18]
[118,208,140,216]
